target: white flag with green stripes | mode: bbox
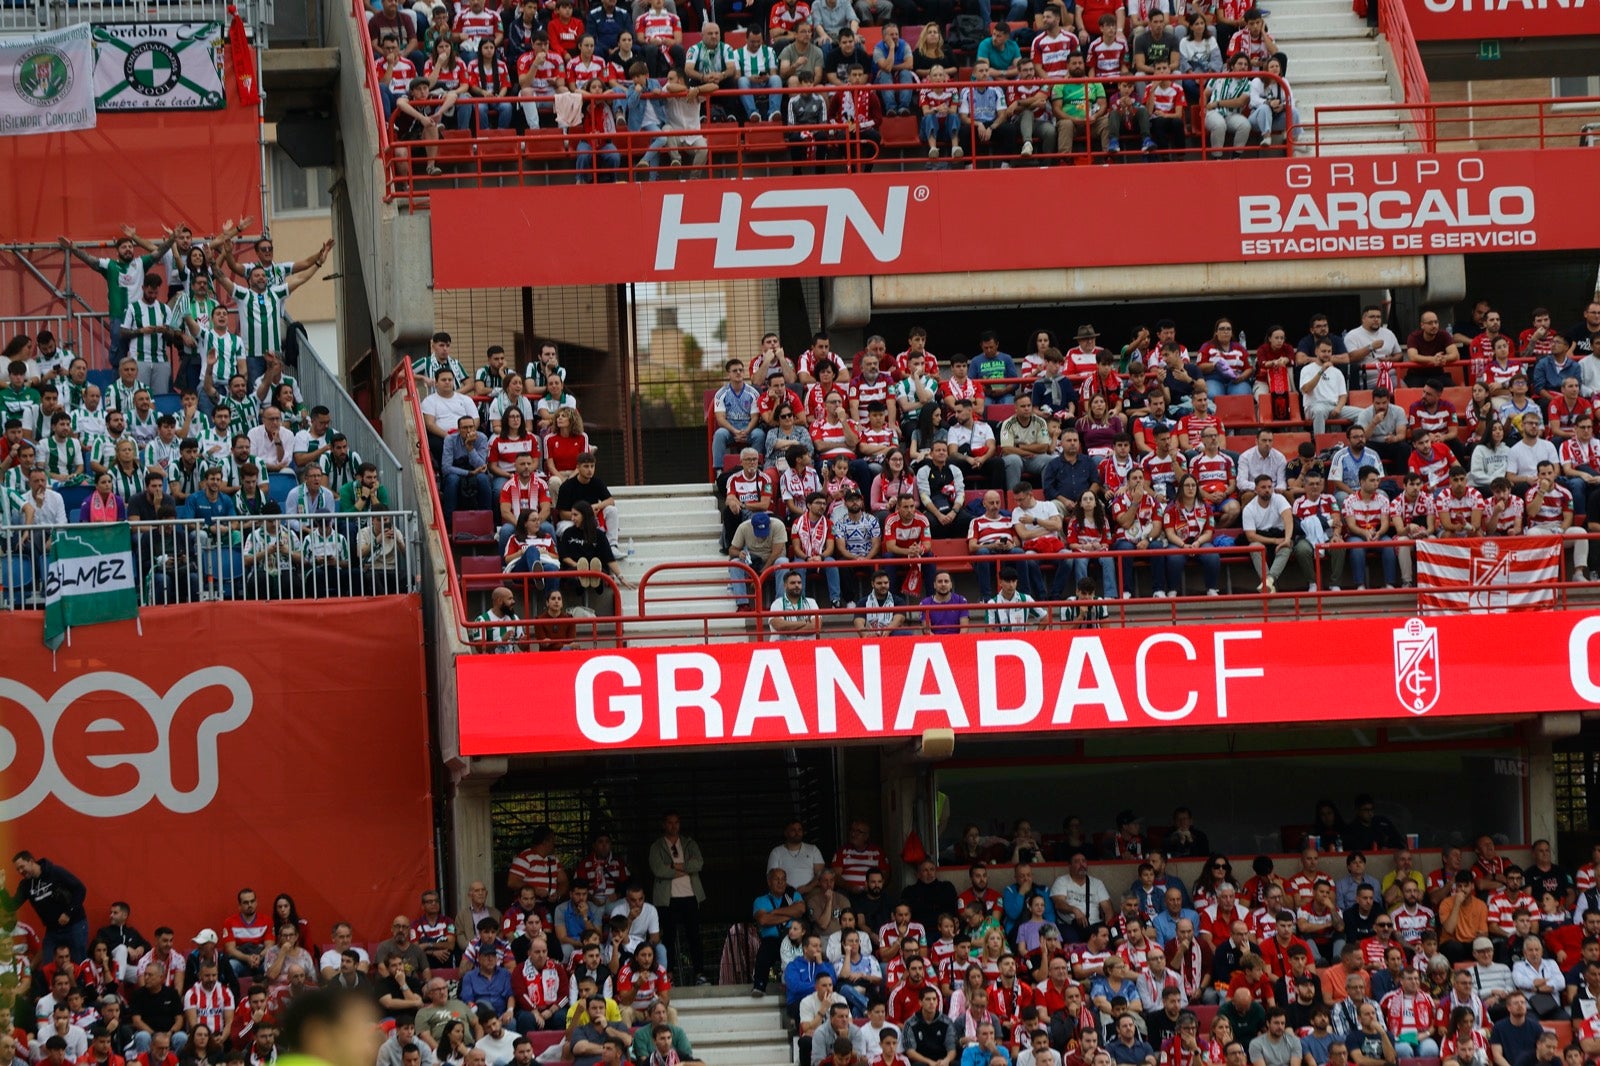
[93,22,225,111]
[43,522,140,650]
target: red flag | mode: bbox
[229,5,260,106]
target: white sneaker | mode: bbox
[1307,582,1318,592]
[1330,584,1341,591]
[928,145,939,159]
[1262,577,1276,593]
[1206,588,1220,596]
[1574,568,1589,582]
[1020,141,1033,156]
[951,145,964,159]
[1121,591,1133,600]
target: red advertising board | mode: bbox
[1398,0,1594,40]
[429,150,1599,289]
[456,611,1600,755]
[0,599,435,943]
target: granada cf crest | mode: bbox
[1392,617,1440,715]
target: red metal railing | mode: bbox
[1377,0,1432,147]
[1310,95,1600,156]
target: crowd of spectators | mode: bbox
[0,822,722,1066]
[743,803,1600,1066]
[0,223,409,602]
[366,0,1309,173]
[702,301,1600,617]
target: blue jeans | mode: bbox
[800,562,841,605]
[875,69,916,112]
[730,555,788,607]
[506,552,562,592]
[838,983,869,1018]
[470,101,514,130]
[1071,554,1117,599]
[921,112,959,145]
[737,73,784,118]
[1207,371,1252,396]
[442,470,492,523]
[44,915,89,961]
[712,426,767,472]
[132,1032,188,1054]
[1005,0,1029,16]
[1114,538,1167,596]
[576,139,621,182]
[1346,533,1397,588]
[1165,550,1221,594]
[974,546,1024,600]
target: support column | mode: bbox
[449,759,506,898]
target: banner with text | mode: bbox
[1,597,434,940]
[1417,535,1561,613]
[430,151,1600,288]
[1398,0,1591,40]
[93,23,226,111]
[0,25,96,138]
[457,611,1600,755]
[43,521,138,650]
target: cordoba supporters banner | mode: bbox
[456,611,1600,755]
[93,23,226,111]
[0,25,96,137]
[1417,535,1563,613]
[43,521,139,650]
[430,150,1600,288]
[0,598,434,941]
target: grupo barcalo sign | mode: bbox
[457,611,1600,755]
[430,150,1599,289]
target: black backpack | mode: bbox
[947,13,988,54]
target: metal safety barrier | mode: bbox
[0,509,418,607]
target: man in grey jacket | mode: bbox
[649,812,708,984]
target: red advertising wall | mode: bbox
[0,45,260,244]
[429,150,1599,289]
[0,598,435,944]
[1398,0,1595,40]
[456,611,1600,755]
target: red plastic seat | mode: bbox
[451,510,497,548]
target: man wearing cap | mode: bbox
[728,509,789,611]
[1065,326,1107,382]
[832,488,881,606]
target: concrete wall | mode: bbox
[1429,78,1600,151]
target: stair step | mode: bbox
[674,1010,784,1034]
[1295,84,1405,107]
[1263,12,1376,33]
[612,482,712,499]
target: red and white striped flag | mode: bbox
[1416,535,1562,613]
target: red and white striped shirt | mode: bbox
[1436,486,1485,530]
[467,58,512,93]
[1389,491,1436,530]
[940,376,981,406]
[500,475,550,520]
[918,87,958,113]
[727,471,769,506]
[1524,483,1573,525]
[1389,903,1434,946]
[1379,989,1438,1040]
[792,511,833,557]
[1578,863,1599,894]
[781,466,823,509]
[1146,82,1184,115]
[1086,37,1129,76]
[564,55,611,88]
[832,847,888,893]
[517,50,563,91]
[1561,437,1600,470]
[1487,495,1524,534]
[183,982,236,1031]
[849,373,893,410]
[1030,30,1078,77]
[811,419,857,461]
[767,0,811,35]
[805,382,848,425]
[509,849,561,897]
[858,423,898,454]
[970,514,1017,546]
[1342,491,1390,534]
[633,9,681,43]
[878,921,927,955]
[1190,452,1235,492]
[616,962,672,1009]
[1486,890,1535,930]
[1166,501,1212,542]
[1099,454,1137,494]
[885,512,932,553]
[452,8,500,47]
[515,960,567,1010]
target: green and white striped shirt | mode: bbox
[686,40,737,74]
[195,426,231,462]
[2,466,30,496]
[244,525,300,572]
[221,394,261,433]
[733,44,778,77]
[127,408,161,445]
[122,297,169,363]
[474,365,507,398]
[106,379,141,413]
[95,253,159,322]
[474,609,524,652]
[144,436,182,475]
[59,378,87,410]
[109,462,145,501]
[318,450,364,492]
[412,354,469,384]
[205,329,248,390]
[302,527,349,568]
[230,281,291,359]
[169,460,204,498]
[0,385,40,429]
[42,434,85,479]
[171,293,220,348]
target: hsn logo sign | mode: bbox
[653,186,921,272]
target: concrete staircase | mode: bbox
[1259,0,1412,154]
[609,482,748,644]
[673,986,795,1066]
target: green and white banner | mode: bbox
[93,22,225,111]
[0,25,96,137]
[43,522,140,650]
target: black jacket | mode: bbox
[16,858,87,926]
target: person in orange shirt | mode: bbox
[1438,871,1490,963]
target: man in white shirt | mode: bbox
[246,407,297,478]
[471,1011,518,1066]
[1241,475,1293,593]
[419,370,480,467]
[1050,852,1112,937]
[25,466,66,526]
[1299,341,1362,435]
[768,817,826,893]
[1342,305,1402,390]
[1236,428,1287,493]
[1507,412,1560,490]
